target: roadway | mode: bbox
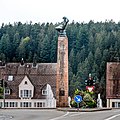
[0,109,120,120]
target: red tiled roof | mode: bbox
[0,63,57,99]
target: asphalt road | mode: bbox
[0,109,120,120]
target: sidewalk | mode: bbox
[57,107,112,112]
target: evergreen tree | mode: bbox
[1,20,120,106]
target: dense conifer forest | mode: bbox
[0,20,120,105]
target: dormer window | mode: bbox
[8,75,13,81]
[0,60,5,66]
[42,90,47,95]
[26,64,30,68]
[19,76,34,99]
[5,89,10,95]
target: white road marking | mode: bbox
[49,112,69,120]
[104,113,120,120]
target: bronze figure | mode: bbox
[55,17,69,36]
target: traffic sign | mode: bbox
[74,95,82,103]
[86,86,94,92]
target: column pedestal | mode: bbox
[56,36,68,107]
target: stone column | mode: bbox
[56,36,68,107]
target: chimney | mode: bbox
[21,58,24,66]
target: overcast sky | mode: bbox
[0,0,120,25]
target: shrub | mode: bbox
[71,89,97,108]
[70,100,77,108]
[0,95,3,99]
[86,101,96,108]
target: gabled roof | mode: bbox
[0,63,57,99]
[106,62,120,98]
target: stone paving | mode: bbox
[0,114,13,120]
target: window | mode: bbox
[118,102,120,107]
[20,90,23,97]
[20,90,32,98]
[24,81,27,84]
[37,102,42,107]
[59,90,65,96]
[43,102,45,107]
[20,102,31,107]
[0,102,2,108]
[4,102,18,107]
[34,102,36,107]
[42,90,47,95]
[24,90,28,97]
[5,89,10,95]
[32,63,37,68]
[112,102,118,108]
[34,102,45,107]
[10,102,18,107]
[8,75,13,81]
[5,102,9,107]
[26,64,30,68]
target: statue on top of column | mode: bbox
[55,17,69,36]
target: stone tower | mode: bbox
[56,36,68,107]
[55,17,69,107]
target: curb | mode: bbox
[57,107,112,112]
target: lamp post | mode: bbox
[0,79,5,108]
[3,79,5,108]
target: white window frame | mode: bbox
[20,90,32,98]
[8,75,13,81]
[9,102,18,107]
[5,102,9,107]
[34,102,45,107]
[20,102,31,107]
[42,90,47,95]
[5,89,10,95]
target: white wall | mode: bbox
[107,98,120,108]
[19,75,34,98]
